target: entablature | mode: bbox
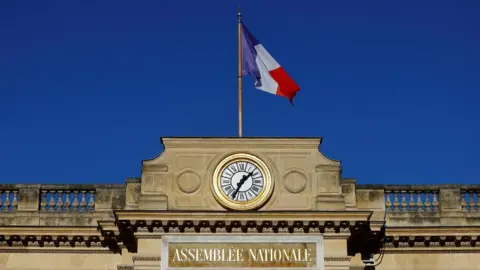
[0,226,111,252]
[111,210,377,234]
[384,226,480,250]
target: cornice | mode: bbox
[387,226,480,236]
[384,248,480,254]
[160,137,322,149]
[133,232,351,239]
[384,226,480,249]
[111,211,375,235]
[109,211,380,241]
[0,226,108,250]
[0,248,112,254]
[98,220,119,234]
[0,226,100,236]
[113,210,373,222]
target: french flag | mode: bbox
[241,23,300,104]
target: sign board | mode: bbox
[161,235,324,270]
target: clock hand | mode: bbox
[231,172,253,200]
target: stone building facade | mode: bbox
[0,137,479,270]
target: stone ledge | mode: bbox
[0,226,111,251]
[160,137,323,149]
[356,184,480,190]
[113,210,374,222]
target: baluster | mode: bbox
[393,191,400,212]
[401,191,407,212]
[416,191,424,212]
[49,190,56,212]
[80,191,87,212]
[469,191,476,213]
[72,191,79,212]
[88,191,95,212]
[3,191,10,212]
[409,191,416,212]
[11,191,18,210]
[475,191,480,213]
[385,191,392,212]
[0,191,3,211]
[461,191,468,212]
[65,191,72,212]
[425,191,432,212]
[40,190,47,212]
[57,191,64,212]
[432,191,439,212]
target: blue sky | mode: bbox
[1,1,479,185]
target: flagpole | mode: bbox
[237,8,243,137]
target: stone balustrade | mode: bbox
[351,183,480,228]
[0,188,18,212]
[1,181,479,226]
[384,189,440,213]
[40,189,96,212]
[461,188,480,213]
[0,184,126,226]
[353,184,480,213]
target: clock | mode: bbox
[211,153,274,211]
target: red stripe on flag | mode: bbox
[269,67,300,103]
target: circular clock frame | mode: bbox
[211,153,274,211]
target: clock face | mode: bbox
[212,153,274,211]
[220,160,264,202]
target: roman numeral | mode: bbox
[253,179,263,185]
[251,185,261,194]
[245,191,252,200]
[246,162,253,172]
[238,162,246,171]
[229,165,238,173]
[226,188,234,198]
[239,192,245,201]
[221,178,231,186]
[223,170,233,178]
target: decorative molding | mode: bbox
[0,226,108,249]
[161,137,322,149]
[135,234,163,240]
[387,226,480,235]
[383,226,480,249]
[132,256,161,262]
[283,169,308,194]
[117,265,134,270]
[0,248,112,254]
[384,249,480,254]
[0,226,101,235]
[113,211,372,237]
[114,210,372,222]
[324,257,351,261]
[315,164,341,172]
[176,170,201,194]
[142,164,168,172]
[110,211,382,258]
[324,234,350,240]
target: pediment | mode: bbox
[138,137,344,212]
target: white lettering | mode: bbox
[171,246,314,263]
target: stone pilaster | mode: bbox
[138,164,168,210]
[315,165,346,210]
